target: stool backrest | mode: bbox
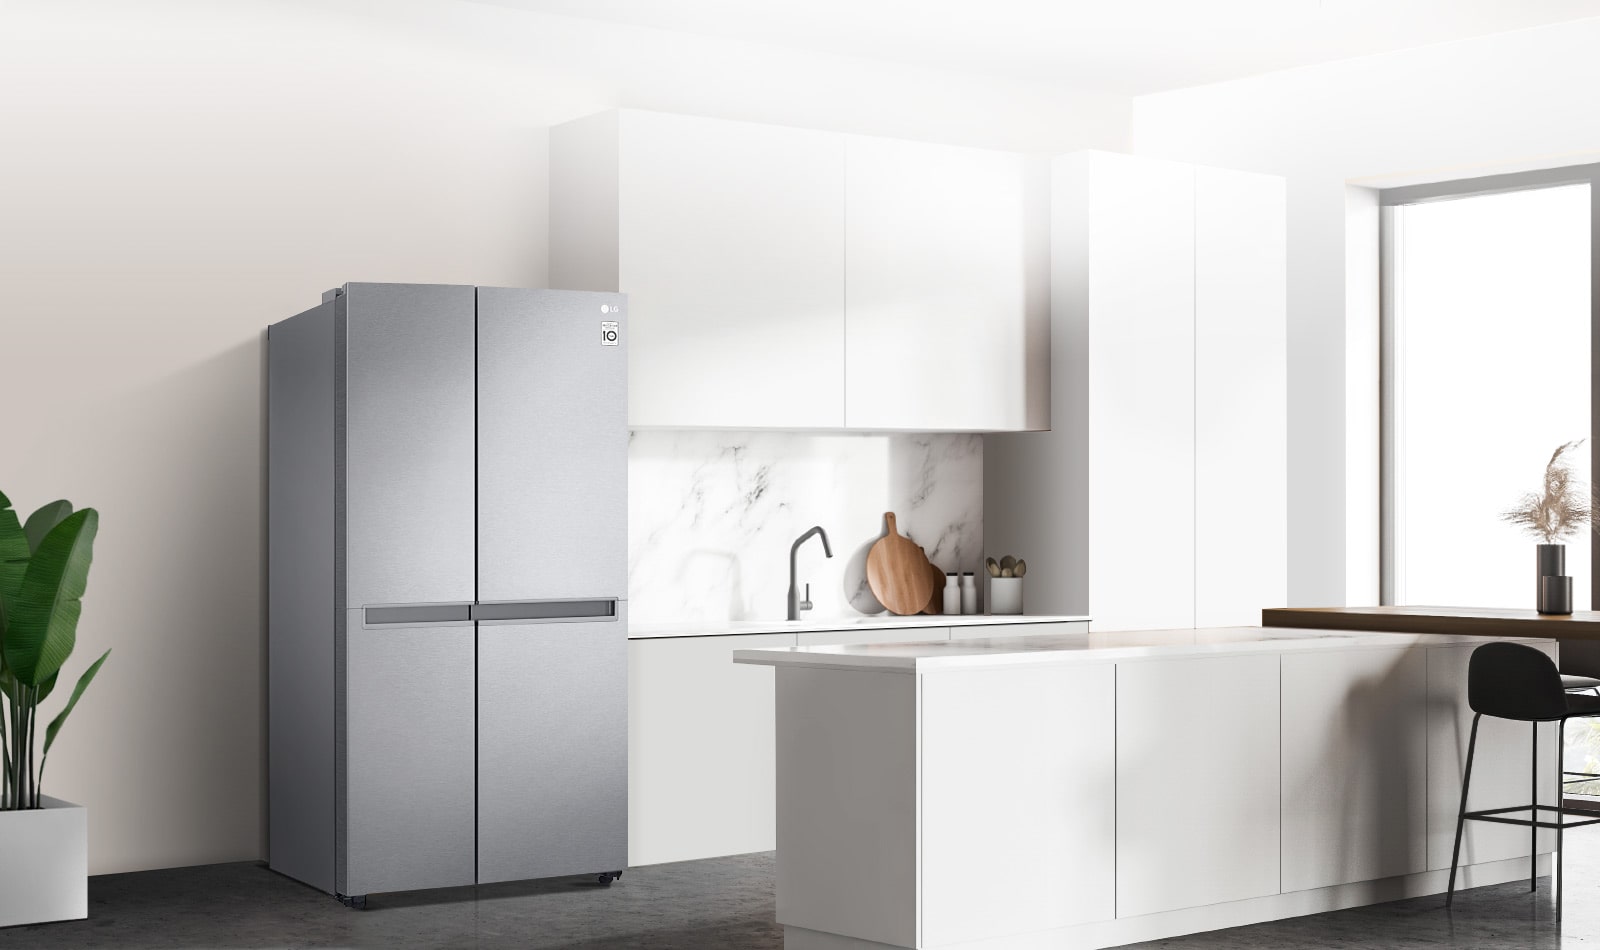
[1468,641,1566,721]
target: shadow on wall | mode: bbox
[33,336,268,874]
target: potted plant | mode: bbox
[0,490,109,926]
[1501,440,1592,614]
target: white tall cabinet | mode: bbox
[985,151,1286,630]
[1194,167,1289,627]
[550,109,1048,432]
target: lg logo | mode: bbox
[600,321,619,346]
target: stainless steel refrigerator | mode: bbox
[267,283,628,904]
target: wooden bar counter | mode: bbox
[1262,605,1600,673]
[1263,605,1600,639]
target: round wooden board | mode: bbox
[866,512,936,616]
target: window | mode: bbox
[1384,178,1592,609]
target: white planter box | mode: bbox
[0,796,86,927]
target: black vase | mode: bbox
[1536,543,1569,614]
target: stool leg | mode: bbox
[1557,717,1567,921]
[1532,721,1539,892]
[1448,713,1481,907]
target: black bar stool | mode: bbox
[1563,674,1600,693]
[1562,674,1600,788]
[1448,641,1600,918]
[1561,652,1600,787]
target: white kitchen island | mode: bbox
[735,627,1562,950]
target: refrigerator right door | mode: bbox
[475,288,629,882]
[476,605,629,883]
[475,287,628,604]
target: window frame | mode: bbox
[1379,164,1600,606]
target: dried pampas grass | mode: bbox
[1501,440,1593,543]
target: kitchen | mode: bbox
[7,2,1600,949]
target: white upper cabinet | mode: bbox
[550,110,1044,431]
[843,137,1047,431]
[552,110,847,429]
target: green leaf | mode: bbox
[23,501,72,555]
[34,670,57,706]
[1,667,60,706]
[43,649,107,758]
[0,492,28,634]
[5,509,97,687]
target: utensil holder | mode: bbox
[989,577,1023,615]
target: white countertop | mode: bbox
[733,626,1555,672]
[628,613,1090,639]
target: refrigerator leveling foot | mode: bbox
[337,893,368,909]
[596,871,623,885]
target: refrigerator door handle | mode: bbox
[471,599,618,624]
[363,603,474,626]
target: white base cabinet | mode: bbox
[1280,647,1428,891]
[1116,654,1280,917]
[630,623,984,866]
[922,664,1115,943]
[628,633,792,867]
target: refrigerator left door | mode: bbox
[338,283,478,896]
[344,617,477,895]
[342,283,477,608]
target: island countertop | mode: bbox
[733,625,1554,673]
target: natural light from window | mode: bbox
[1393,183,1591,609]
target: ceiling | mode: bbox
[478,0,1600,95]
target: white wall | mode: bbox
[1132,19,1600,607]
[0,0,1127,874]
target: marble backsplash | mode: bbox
[628,431,982,624]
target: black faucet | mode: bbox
[787,526,833,621]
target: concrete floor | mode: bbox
[3,840,1598,949]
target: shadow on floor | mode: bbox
[6,841,1600,949]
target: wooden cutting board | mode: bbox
[921,552,943,615]
[867,513,936,616]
